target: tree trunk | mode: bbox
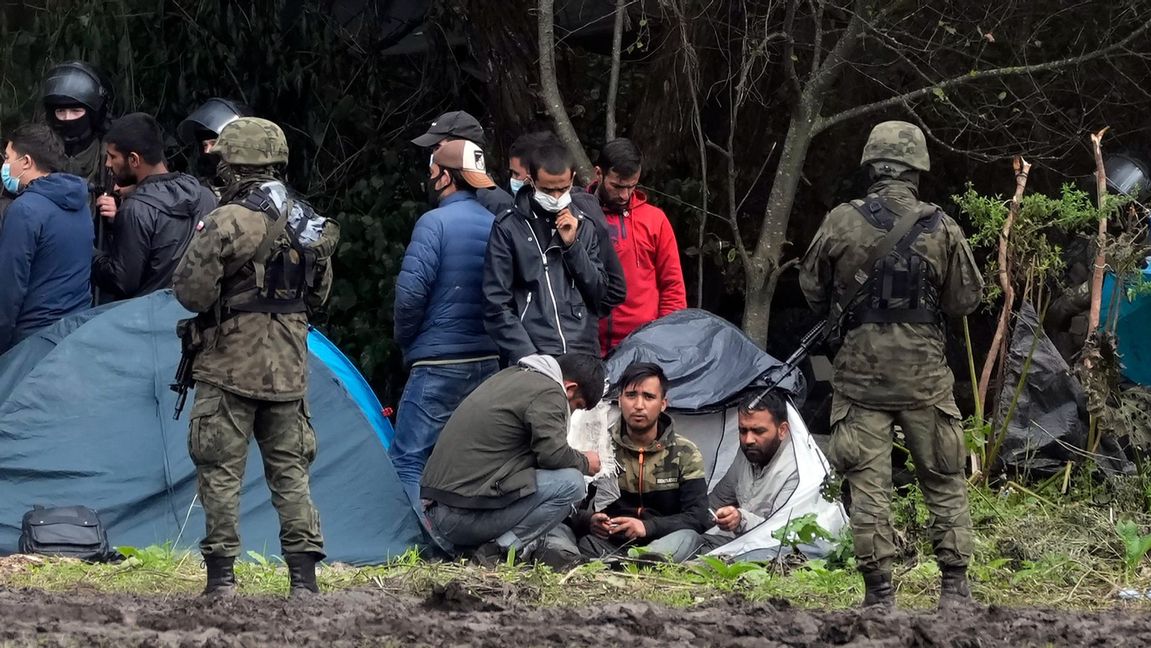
[741,107,819,347]
[537,0,595,182]
[605,0,627,141]
[450,0,539,158]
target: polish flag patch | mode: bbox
[195,221,205,232]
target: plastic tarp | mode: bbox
[1100,268,1151,386]
[606,309,805,410]
[995,301,1128,477]
[0,291,426,564]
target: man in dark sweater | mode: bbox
[420,353,604,562]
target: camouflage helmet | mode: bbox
[213,117,289,166]
[860,121,930,172]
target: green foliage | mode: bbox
[771,513,834,550]
[1117,520,1151,579]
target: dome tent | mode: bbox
[0,291,426,564]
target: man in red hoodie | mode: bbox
[592,139,687,355]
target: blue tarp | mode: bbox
[0,291,425,564]
[1100,267,1151,386]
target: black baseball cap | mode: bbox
[411,110,486,148]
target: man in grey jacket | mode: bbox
[421,353,604,563]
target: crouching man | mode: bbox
[553,363,709,563]
[420,353,603,563]
[699,391,848,561]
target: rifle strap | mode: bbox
[827,197,936,332]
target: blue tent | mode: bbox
[0,291,426,564]
[1101,267,1151,386]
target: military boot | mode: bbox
[285,552,320,597]
[861,571,895,608]
[939,566,973,610]
[202,555,237,598]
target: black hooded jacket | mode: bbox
[92,172,217,301]
[482,188,609,363]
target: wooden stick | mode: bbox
[1087,127,1110,332]
[978,155,1032,411]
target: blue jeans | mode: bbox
[390,359,498,503]
[426,468,587,553]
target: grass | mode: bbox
[5,486,1151,611]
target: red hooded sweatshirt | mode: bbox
[593,187,688,354]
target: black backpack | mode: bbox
[19,505,119,562]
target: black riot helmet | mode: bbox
[1105,153,1151,201]
[177,98,252,145]
[41,61,110,119]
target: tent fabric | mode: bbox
[0,291,426,565]
[1100,269,1151,386]
[606,309,805,411]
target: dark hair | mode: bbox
[509,131,557,163]
[556,353,606,408]
[615,362,668,398]
[738,390,788,426]
[528,140,575,179]
[7,123,65,173]
[105,112,166,165]
[596,138,642,177]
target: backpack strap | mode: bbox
[829,197,936,334]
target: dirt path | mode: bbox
[1,583,1148,647]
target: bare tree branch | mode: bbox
[782,0,803,97]
[814,15,1151,133]
[538,0,594,181]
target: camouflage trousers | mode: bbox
[827,394,972,575]
[188,382,325,559]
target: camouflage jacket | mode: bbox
[798,179,983,409]
[599,413,710,538]
[171,182,336,401]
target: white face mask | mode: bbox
[533,189,572,213]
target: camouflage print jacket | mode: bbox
[598,413,711,539]
[171,189,335,402]
[798,178,984,410]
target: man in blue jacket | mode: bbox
[392,138,501,501]
[0,124,93,353]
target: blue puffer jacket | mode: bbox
[394,191,498,365]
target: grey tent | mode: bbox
[0,291,426,564]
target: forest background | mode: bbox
[2,0,1150,411]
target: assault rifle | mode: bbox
[171,319,202,419]
[747,319,829,409]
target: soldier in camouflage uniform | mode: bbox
[172,117,339,598]
[799,121,983,609]
[556,363,709,563]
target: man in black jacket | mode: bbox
[411,111,515,216]
[93,113,216,301]
[483,141,610,363]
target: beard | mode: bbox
[743,435,783,467]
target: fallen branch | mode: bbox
[978,155,1031,412]
[1087,127,1110,333]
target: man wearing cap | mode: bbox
[391,139,502,501]
[411,111,514,216]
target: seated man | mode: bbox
[556,362,709,563]
[420,353,603,563]
[699,390,846,561]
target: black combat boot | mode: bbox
[202,555,237,598]
[861,571,895,608]
[285,552,320,597]
[939,566,973,610]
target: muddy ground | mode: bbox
[1,583,1148,647]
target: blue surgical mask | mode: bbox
[509,178,525,195]
[1,162,22,194]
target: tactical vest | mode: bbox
[221,186,325,317]
[846,195,943,329]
